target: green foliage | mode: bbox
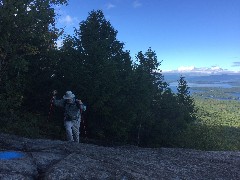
[195,98,240,127]
[0,111,66,140]
[128,49,160,145]
[0,0,68,115]
[0,112,43,138]
[177,98,240,150]
[192,86,240,100]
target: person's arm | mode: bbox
[76,99,86,111]
[52,90,64,107]
[53,98,64,107]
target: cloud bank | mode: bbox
[163,66,240,75]
[178,66,195,71]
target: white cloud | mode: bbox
[58,15,79,27]
[178,66,195,71]
[54,5,79,26]
[163,65,240,74]
[60,15,73,25]
[133,0,142,8]
[177,65,224,74]
[210,66,221,70]
[106,3,116,9]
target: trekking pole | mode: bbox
[48,91,56,122]
[80,106,87,139]
[137,123,142,146]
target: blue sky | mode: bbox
[55,0,240,72]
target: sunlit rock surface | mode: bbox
[0,133,239,179]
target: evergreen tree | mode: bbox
[177,75,196,122]
[130,48,166,146]
[74,10,134,142]
[0,0,68,116]
[151,89,185,146]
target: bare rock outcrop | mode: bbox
[0,133,239,179]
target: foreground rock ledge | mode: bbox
[0,133,239,179]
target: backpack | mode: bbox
[63,99,82,120]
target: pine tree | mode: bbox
[177,75,196,122]
[74,10,134,142]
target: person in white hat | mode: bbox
[52,90,86,143]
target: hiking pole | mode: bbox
[137,123,142,146]
[47,96,54,122]
[48,90,56,122]
[80,107,87,139]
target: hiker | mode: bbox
[52,90,86,143]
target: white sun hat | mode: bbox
[63,91,75,99]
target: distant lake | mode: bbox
[229,92,240,99]
[169,82,240,101]
[169,82,234,88]
[169,82,235,93]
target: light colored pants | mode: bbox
[64,118,81,143]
